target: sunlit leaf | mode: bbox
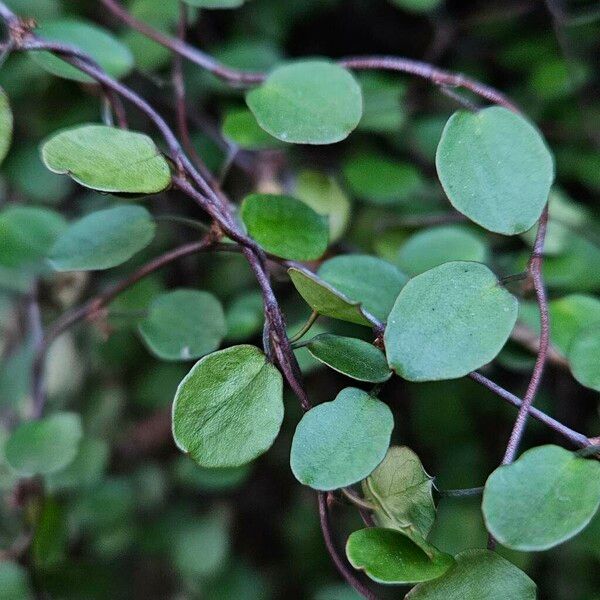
[290,387,393,490]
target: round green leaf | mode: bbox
[172,345,283,467]
[138,289,226,361]
[568,326,600,391]
[385,261,518,381]
[288,267,373,327]
[31,19,134,83]
[49,205,156,272]
[241,194,329,260]
[0,562,34,600]
[406,549,537,600]
[5,412,83,477]
[0,87,13,165]
[343,152,423,205]
[397,226,488,276]
[246,60,363,145]
[318,254,407,322]
[482,445,600,551]
[41,125,172,194]
[362,446,435,539]
[436,107,554,235]
[0,206,66,268]
[290,387,393,490]
[305,334,391,383]
[222,108,281,150]
[183,0,245,7]
[346,528,454,585]
[295,170,351,243]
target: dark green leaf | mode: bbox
[138,289,226,361]
[436,107,554,235]
[5,412,83,476]
[406,549,536,599]
[42,125,172,194]
[305,334,391,383]
[385,261,518,381]
[346,528,454,584]
[482,445,600,550]
[246,60,363,145]
[172,345,283,467]
[318,254,408,322]
[290,387,393,490]
[49,205,156,271]
[241,194,329,260]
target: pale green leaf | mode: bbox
[222,108,281,150]
[0,561,34,600]
[0,86,13,165]
[246,60,362,145]
[482,445,600,550]
[31,19,134,82]
[241,193,329,260]
[290,387,393,490]
[49,205,156,271]
[436,107,554,235]
[346,528,454,584]
[358,73,406,133]
[406,549,537,600]
[138,289,226,361]
[42,125,172,194]
[385,261,518,381]
[568,326,600,391]
[305,334,391,383]
[172,345,283,467]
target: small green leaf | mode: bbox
[385,261,518,381]
[288,267,373,326]
[224,291,264,341]
[172,345,283,467]
[246,60,363,145]
[357,73,406,134]
[482,445,600,551]
[568,326,600,391]
[222,108,281,150]
[305,334,391,383]
[362,446,435,539]
[397,226,488,276]
[290,387,393,490]
[241,194,329,260]
[0,206,66,268]
[0,561,34,600]
[295,170,351,243]
[31,19,134,82]
[0,87,13,165]
[406,549,537,600]
[436,107,554,235]
[346,528,454,584]
[138,289,226,361]
[42,125,172,194]
[5,412,83,477]
[343,152,423,205]
[49,205,156,272]
[389,0,444,13]
[318,254,408,322]
[183,0,245,7]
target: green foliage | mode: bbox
[49,205,156,271]
[138,289,226,360]
[32,19,134,82]
[0,562,33,600]
[385,262,518,381]
[389,0,444,13]
[246,60,363,144]
[222,108,281,150]
[346,528,454,584]
[172,345,283,467]
[290,387,393,490]
[5,412,83,476]
[304,334,391,383]
[568,326,600,391]
[406,549,537,599]
[42,125,172,194]
[0,87,13,165]
[362,446,435,539]
[184,0,245,7]
[436,107,554,235]
[482,445,600,551]
[241,194,329,260]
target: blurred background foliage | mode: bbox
[0,0,598,598]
